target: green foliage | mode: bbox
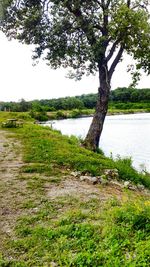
[115,157,142,184]
[1,1,150,79]
[29,110,49,122]
[141,173,150,189]
[0,99,32,112]
[56,110,67,119]
[70,109,82,118]
[110,87,150,103]
[1,88,150,114]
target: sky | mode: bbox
[0,32,149,102]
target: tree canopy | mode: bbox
[1,0,150,79]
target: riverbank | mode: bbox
[46,108,150,121]
[0,115,150,265]
[0,108,149,123]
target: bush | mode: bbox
[71,109,82,118]
[56,110,67,119]
[29,111,49,122]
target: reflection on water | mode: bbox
[44,113,150,172]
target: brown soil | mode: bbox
[0,130,29,250]
[45,177,124,201]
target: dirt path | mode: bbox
[0,130,28,250]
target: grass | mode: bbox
[0,112,150,266]
[0,111,33,123]
[1,197,150,266]
[14,123,150,187]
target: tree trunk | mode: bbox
[84,64,111,151]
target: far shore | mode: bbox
[45,109,150,122]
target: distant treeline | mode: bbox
[1,87,150,112]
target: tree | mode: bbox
[19,98,32,111]
[1,0,150,150]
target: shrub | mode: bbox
[29,111,49,122]
[56,110,67,119]
[71,109,82,118]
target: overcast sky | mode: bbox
[0,32,149,102]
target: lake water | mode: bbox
[44,113,150,172]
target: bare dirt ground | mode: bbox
[45,177,124,201]
[0,130,28,250]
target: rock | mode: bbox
[110,180,123,188]
[50,262,58,267]
[128,185,137,191]
[124,181,137,191]
[103,169,119,180]
[71,171,81,177]
[100,177,108,185]
[97,175,108,185]
[80,176,98,184]
[137,184,145,191]
[32,207,38,213]
[123,181,131,188]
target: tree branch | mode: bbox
[95,0,109,35]
[108,45,124,80]
[64,2,97,46]
[93,23,105,34]
[95,0,104,9]
[96,0,111,9]
[127,0,131,8]
[106,39,120,62]
[42,0,51,13]
[105,0,111,8]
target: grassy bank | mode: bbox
[14,124,150,186]
[0,106,150,123]
[0,111,34,123]
[47,107,150,120]
[0,113,150,266]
